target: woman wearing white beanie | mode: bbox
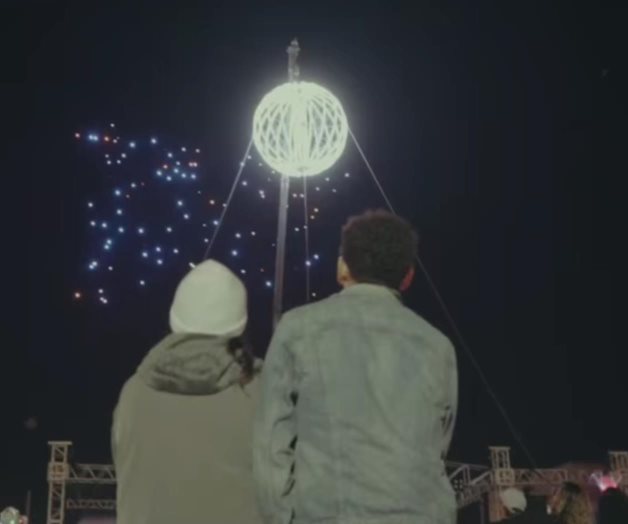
[112,260,262,524]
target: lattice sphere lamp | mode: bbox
[253,81,349,177]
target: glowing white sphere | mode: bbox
[253,81,348,177]
[0,508,20,524]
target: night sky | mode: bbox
[4,1,627,519]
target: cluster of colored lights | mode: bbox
[72,124,354,306]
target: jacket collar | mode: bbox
[340,283,401,301]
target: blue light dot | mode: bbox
[183,213,190,220]
[213,220,219,226]
[191,174,197,180]
[90,221,97,227]
[240,269,246,275]
[242,181,248,186]
[116,160,122,165]
[140,280,146,286]
[101,222,108,229]
[235,233,242,239]
[142,251,149,258]
[231,250,238,257]
[107,160,112,165]
[131,183,137,189]
[87,202,94,208]
[265,280,272,288]
[156,259,164,266]
[305,260,312,267]
[166,176,172,181]
[121,153,127,159]
[345,172,350,178]
[166,226,173,233]
[151,138,157,145]
[114,189,122,197]
[203,238,209,244]
[177,200,184,207]
[173,248,179,254]
[116,209,123,216]
[138,227,145,235]
[313,254,320,260]
[156,170,163,177]
[129,141,136,148]
[155,246,162,253]
[118,227,125,233]
[181,147,187,152]
[173,168,180,174]
[167,152,173,158]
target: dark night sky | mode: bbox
[3,1,627,518]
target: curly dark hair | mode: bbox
[548,482,593,524]
[340,210,418,289]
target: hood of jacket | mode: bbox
[137,333,252,395]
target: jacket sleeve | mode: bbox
[441,342,458,457]
[253,314,298,524]
[111,403,120,468]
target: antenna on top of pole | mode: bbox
[287,38,300,82]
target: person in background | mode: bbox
[547,482,594,524]
[253,210,458,524]
[112,260,261,524]
[596,487,628,524]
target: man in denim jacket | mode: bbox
[253,210,458,524]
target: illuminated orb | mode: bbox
[0,507,20,524]
[253,81,348,177]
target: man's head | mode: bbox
[337,210,418,291]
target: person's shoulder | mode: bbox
[402,306,455,353]
[280,293,342,324]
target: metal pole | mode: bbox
[272,39,300,328]
[25,490,32,523]
[479,495,486,524]
[273,175,290,328]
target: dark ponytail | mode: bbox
[227,333,256,382]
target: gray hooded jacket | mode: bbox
[112,333,262,524]
[253,284,458,524]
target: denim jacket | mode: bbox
[253,284,458,524]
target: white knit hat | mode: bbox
[169,260,247,338]
[500,487,527,514]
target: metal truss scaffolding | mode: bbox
[47,442,627,524]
